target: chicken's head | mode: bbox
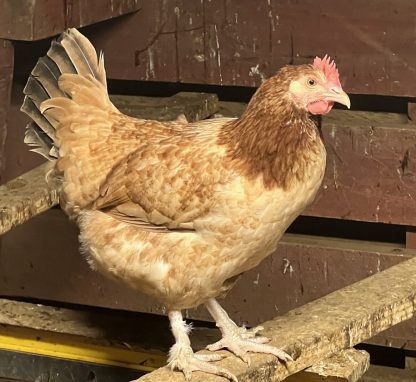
[288,55,350,115]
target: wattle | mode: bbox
[308,100,334,115]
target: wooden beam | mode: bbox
[0,162,59,236]
[137,256,416,382]
[0,92,218,235]
[287,349,370,382]
[216,103,416,227]
[406,227,416,249]
[0,0,141,41]
[308,110,416,226]
[0,300,370,381]
[2,212,415,348]
[361,365,416,382]
[0,39,14,182]
[110,92,219,122]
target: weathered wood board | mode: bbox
[216,103,416,226]
[0,0,141,41]
[110,92,218,122]
[6,95,416,227]
[138,256,416,382]
[286,349,370,382]
[84,0,416,97]
[0,298,370,382]
[308,110,416,226]
[1,208,415,349]
[361,365,416,382]
[0,162,59,236]
[0,39,13,181]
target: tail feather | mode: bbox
[46,41,77,75]
[24,122,56,160]
[30,57,65,98]
[21,28,135,215]
[58,29,107,86]
[21,97,55,138]
[21,28,108,161]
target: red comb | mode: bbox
[313,55,341,87]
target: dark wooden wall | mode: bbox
[0,0,140,41]
[84,0,416,97]
[2,0,416,352]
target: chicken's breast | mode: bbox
[79,119,326,309]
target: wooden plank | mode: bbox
[0,162,59,235]
[2,209,415,348]
[407,101,416,123]
[0,39,13,182]
[215,103,416,226]
[287,349,370,382]
[307,110,416,226]
[406,227,416,249]
[0,0,141,41]
[0,92,218,235]
[137,257,416,382]
[0,298,369,382]
[110,92,219,122]
[361,365,416,382]
[87,0,416,97]
[8,98,416,227]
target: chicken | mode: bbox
[21,29,350,381]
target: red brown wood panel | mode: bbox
[176,0,205,83]
[1,209,415,349]
[0,39,14,182]
[307,117,416,226]
[87,0,416,97]
[0,0,141,41]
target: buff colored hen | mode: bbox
[22,29,350,381]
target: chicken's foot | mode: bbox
[167,310,237,381]
[205,298,293,365]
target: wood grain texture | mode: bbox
[286,349,370,382]
[137,257,416,382]
[0,39,13,183]
[361,365,416,382]
[0,162,58,236]
[2,209,415,349]
[0,298,369,382]
[87,0,416,97]
[110,92,219,122]
[307,110,416,226]
[0,0,141,41]
[217,103,415,226]
[7,104,414,229]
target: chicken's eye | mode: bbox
[308,79,316,86]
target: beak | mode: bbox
[324,87,351,109]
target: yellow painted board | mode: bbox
[0,325,166,373]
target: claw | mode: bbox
[168,344,238,382]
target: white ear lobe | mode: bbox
[288,80,304,106]
[289,80,302,94]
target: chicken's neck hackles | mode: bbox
[219,65,323,191]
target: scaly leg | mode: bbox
[205,298,293,364]
[167,310,237,381]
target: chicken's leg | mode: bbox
[205,298,293,364]
[167,310,237,381]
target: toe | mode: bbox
[248,336,270,344]
[195,352,225,362]
[190,358,238,382]
[207,339,226,352]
